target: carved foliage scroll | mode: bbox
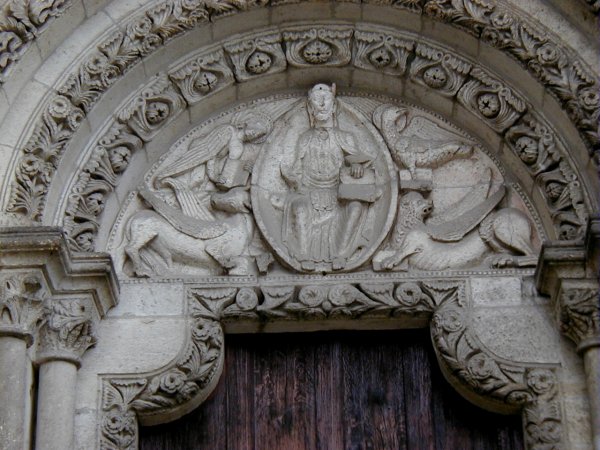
[6,23,592,249]
[100,290,225,450]
[431,287,563,450]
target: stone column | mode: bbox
[0,274,45,450]
[34,298,96,450]
[557,284,600,449]
[536,217,600,449]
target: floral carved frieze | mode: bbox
[47,27,590,255]
[99,277,564,450]
[1,1,598,162]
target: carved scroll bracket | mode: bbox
[98,277,565,450]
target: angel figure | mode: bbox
[124,111,273,277]
[372,104,477,179]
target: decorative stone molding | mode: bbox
[536,216,599,350]
[431,289,563,450]
[57,31,589,254]
[0,227,119,319]
[3,3,598,223]
[408,42,471,96]
[169,47,234,105]
[457,67,526,132]
[1,1,598,154]
[0,0,73,82]
[35,298,97,366]
[99,277,564,449]
[224,31,287,81]
[100,294,224,449]
[0,273,46,344]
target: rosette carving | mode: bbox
[224,32,286,81]
[409,42,471,95]
[353,29,413,75]
[117,73,186,142]
[283,26,353,67]
[100,291,225,450]
[169,48,234,104]
[457,67,526,132]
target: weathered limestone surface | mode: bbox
[0,1,598,450]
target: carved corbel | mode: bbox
[535,216,600,447]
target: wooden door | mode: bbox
[140,329,523,450]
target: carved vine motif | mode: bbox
[1,0,598,153]
[556,286,600,349]
[100,292,225,450]
[0,0,72,81]
[431,294,563,450]
[7,23,591,246]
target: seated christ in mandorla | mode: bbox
[280,83,375,271]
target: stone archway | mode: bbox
[0,2,598,450]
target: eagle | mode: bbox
[372,104,477,177]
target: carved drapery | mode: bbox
[99,278,564,450]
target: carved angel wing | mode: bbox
[156,124,235,181]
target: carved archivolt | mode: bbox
[58,26,589,257]
[2,2,599,226]
[99,278,564,450]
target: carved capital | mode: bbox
[536,216,600,351]
[556,284,600,352]
[36,298,97,366]
[0,273,46,344]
